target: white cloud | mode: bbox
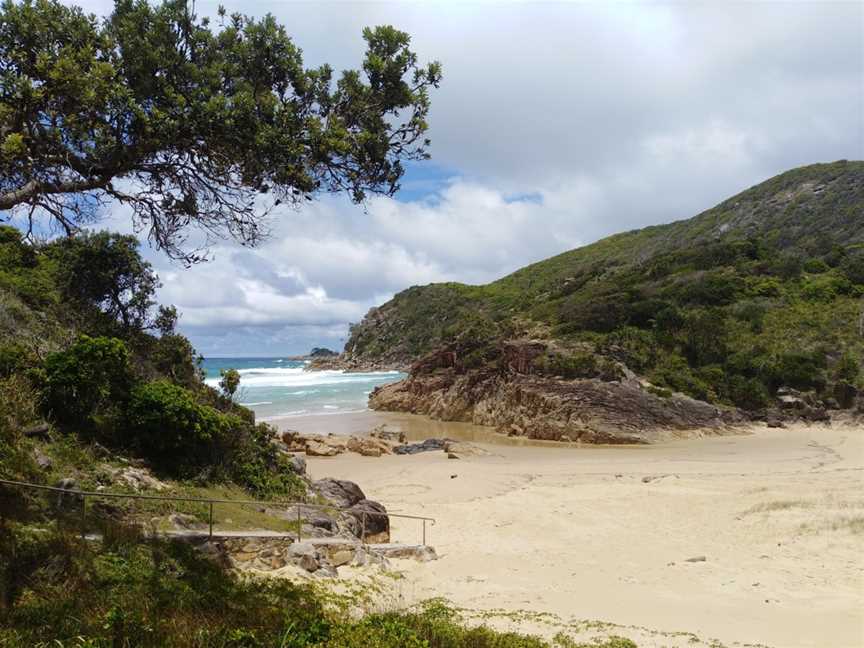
[55,0,864,355]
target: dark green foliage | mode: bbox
[840,251,864,285]
[769,352,828,392]
[681,309,730,367]
[225,422,305,499]
[835,352,861,385]
[126,380,229,469]
[147,333,204,388]
[42,335,132,426]
[48,231,158,333]
[0,0,441,262]
[0,342,29,378]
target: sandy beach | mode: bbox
[293,413,864,648]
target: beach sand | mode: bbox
[293,413,864,648]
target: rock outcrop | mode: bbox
[369,342,742,444]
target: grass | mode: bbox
[0,518,644,648]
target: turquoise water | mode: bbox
[202,357,404,421]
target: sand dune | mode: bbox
[303,417,864,648]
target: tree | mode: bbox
[48,231,157,332]
[0,0,442,262]
[219,367,241,399]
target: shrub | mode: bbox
[768,351,827,391]
[678,271,742,306]
[840,251,864,285]
[228,423,305,499]
[803,258,829,274]
[726,374,771,410]
[649,354,716,402]
[0,342,30,378]
[125,380,229,470]
[42,336,133,426]
[603,327,658,372]
[835,352,861,385]
[681,308,729,367]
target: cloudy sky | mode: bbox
[72,0,864,356]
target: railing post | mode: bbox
[80,494,86,539]
[209,501,214,539]
[297,506,301,542]
[422,519,426,546]
[361,510,367,545]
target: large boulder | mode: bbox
[313,478,366,509]
[347,499,390,543]
[393,438,449,455]
[346,436,392,457]
[304,439,340,457]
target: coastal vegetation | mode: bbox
[348,161,864,414]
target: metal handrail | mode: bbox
[0,478,436,546]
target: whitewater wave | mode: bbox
[204,367,400,389]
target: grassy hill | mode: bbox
[347,161,864,411]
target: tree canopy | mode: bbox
[0,0,441,262]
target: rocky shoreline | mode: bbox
[363,340,861,444]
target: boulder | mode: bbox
[288,454,307,475]
[369,426,406,444]
[442,440,489,457]
[834,382,859,409]
[170,513,206,530]
[32,449,52,470]
[347,499,389,542]
[304,439,340,457]
[313,478,366,508]
[281,430,306,452]
[346,436,391,457]
[288,542,320,572]
[393,438,449,455]
[369,543,438,562]
[22,422,50,439]
[53,478,80,509]
[113,467,168,492]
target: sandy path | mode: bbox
[305,421,864,648]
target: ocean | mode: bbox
[201,357,404,421]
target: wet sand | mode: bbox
[295,414,864,648]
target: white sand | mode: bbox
[304,417,864,648]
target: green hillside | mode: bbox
[347,161,864,410]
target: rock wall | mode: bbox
[369,367,742,444]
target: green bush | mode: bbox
[228,423,305,499]
[125,380,228,470]
[835,352,861,385]
[726,374,771,410]
[803,258,829,274]
[840,251,864,285]
[768,351,827,391]
[42,335,133,426]
[0,343,30,378]
[604,327,657,372]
